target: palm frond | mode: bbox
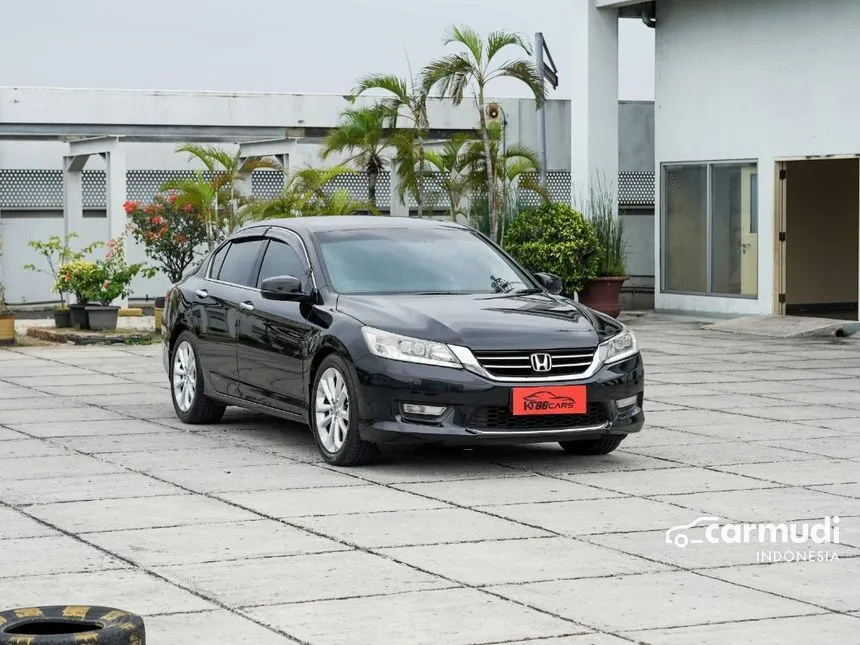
[486,30,532,64]
[487,59,547,106]
[320,105,389,170]
[420,54,475,103]
[175,143,221,173]
[442,24,484,67]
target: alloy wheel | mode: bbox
[172,340,198,412]
[315,366,350,453]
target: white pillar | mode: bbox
[388,166,410,217]
[63,156,85,242]
[570,2,619,208]
[103,148,129,308]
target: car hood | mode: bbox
[336,292,613,350]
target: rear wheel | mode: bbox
[559,435,625,455]
[170,331,226,424]
[311,355,378,466]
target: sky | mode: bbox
[0,0,655,100]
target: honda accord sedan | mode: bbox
[161,216,644,466]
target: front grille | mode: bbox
[472,347,596,379]
[467,403,608,431]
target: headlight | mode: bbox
[602,328,639,364]
[361,327,462,368]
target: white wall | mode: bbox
[0,88,656,305]
[654,0,860,315]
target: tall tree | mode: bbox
[320,105,389,207]
[422,25,546,241]
[349,69,429,216]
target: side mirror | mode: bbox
[260,275,308,301]
[534,272,563,295]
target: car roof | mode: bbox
[245,215,470,235]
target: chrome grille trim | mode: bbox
[471,347,598,379]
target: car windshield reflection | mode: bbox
[315,228,534,295]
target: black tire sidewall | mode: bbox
[310,354,361,463]
[169,331,206,423]
[0,605,145,645]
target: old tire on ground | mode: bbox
[170,330,226,424]
[0,605,145,644]
[559,434,625,455]
[310,354,379,467]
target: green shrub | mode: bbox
[503,202,600,295]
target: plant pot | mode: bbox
[154,296,165,332]
[69,304,90,330]
[53,308,72,328]
[579,276,629,318]
[85,305,120,331]
[0,311,15,346]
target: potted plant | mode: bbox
[58,259,100,329]
[23,233,102,328]
[503,202,601,298]
[579,178,629,318]
[85,235,154,331]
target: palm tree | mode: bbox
[422,134,472,221]
[243,166,376,220]
[461,122,550,243]
[349,70,429,216]
[320,105,390,207]
[173,143,283,233]
[422,25,546,241]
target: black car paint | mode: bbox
[163,216,644,445]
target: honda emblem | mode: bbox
[529,353,552,373]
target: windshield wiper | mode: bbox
[512,287,543,295]
[415,291,464,295]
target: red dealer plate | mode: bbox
[511,385,587,416]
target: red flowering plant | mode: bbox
[125,192,209,283]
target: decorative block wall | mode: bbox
[0,168,655,211]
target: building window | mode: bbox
[662,161,758,298]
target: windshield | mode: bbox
[315,227,538,295]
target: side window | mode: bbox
[208,242,230,280]
[256,239,306,288]
[218,239,265,286]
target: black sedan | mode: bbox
[161,216,645,466]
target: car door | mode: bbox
[235,232,317,416]
[195,234,267,397]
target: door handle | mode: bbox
[239,301,255,311]
[195,289,209,299]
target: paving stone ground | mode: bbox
[0,318,858,644]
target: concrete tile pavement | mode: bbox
[0,321,857,643]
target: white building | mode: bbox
[0,88,655,307]
[583,0,860,319]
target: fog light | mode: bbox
[401,403,448,417]
[616,395,638,409]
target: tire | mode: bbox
[559,434,625,455]
[310,354,378,467]
[169,331,225,424]
[0,605,145,644]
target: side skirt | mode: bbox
[208,389,308,425]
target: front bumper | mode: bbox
[351,352,645,446]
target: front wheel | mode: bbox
[559,434,625,455]
[170,331,226,424]
[310,355,378,466]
